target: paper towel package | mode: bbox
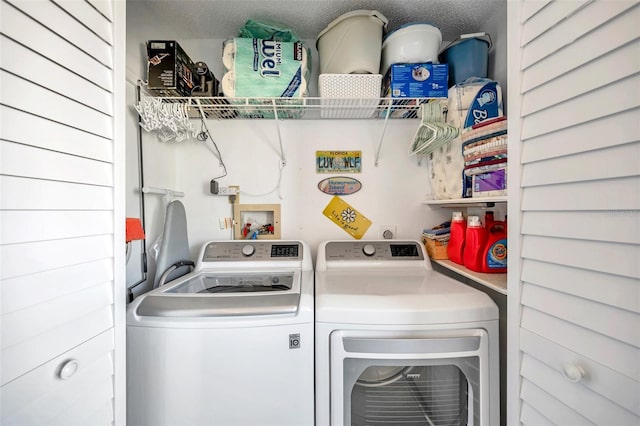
[447,78,503,129]
[221,38,309,98]
[221,38,310,117]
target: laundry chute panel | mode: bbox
[0,0,126,424]
[509,1,640,425]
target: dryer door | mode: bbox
[330,329,492,426]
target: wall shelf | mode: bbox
[137,89,446,166]
[146,95,443,120]
[433,259,507,295]
[423,196,507,208]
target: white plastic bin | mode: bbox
[316,10,388,74]
[381,23,442,76]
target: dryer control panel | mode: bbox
[325,241,425,261]
[202,241,302,261]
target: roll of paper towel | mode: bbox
[223,38,310,73]
[428,136,466,199]
[222,70,308,98]
[222,40,235,71]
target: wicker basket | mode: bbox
[422,235,449,260]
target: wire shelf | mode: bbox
[150,96,446,120]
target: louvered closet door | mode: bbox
[512,1,640,425]
[0,0,125,425]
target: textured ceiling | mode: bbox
[127,0,506,42]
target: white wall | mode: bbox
[484,3,508,111]
[141,118,450,264]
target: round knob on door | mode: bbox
[362,244,376,256]
[561,363,585,383]
[241,244,255,257]
[58,359,79,380]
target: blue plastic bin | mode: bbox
[439,34,491,87]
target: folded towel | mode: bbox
[126,218,145,243]
[462,117,507,143]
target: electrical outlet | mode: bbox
[216,186,239,195]
[380,225,397,239]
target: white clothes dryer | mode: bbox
[127,240,314,426]
[315,240,499,426]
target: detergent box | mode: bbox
[472,168,507,197]
[382,63,448,99]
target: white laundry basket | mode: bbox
[319,74,382,118]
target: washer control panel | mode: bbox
[325,241,424,261]
[202,241,302,261]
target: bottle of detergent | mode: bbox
[463,215,487,272]
[484,210,494,229]
[447,211,466,265]
[481,218,507,273]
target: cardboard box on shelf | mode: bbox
[472,168,507,197]
[380,63,448,118]
[383,62,448,99]
[146,40,198,97]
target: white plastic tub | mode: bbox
[316,10,388,74]
[381,22,442,76]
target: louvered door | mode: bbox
[508,1,640,424]
[0,0,125,424]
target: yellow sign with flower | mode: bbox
[322,195,371,239]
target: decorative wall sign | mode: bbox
[316,151,362,173]
[322,195,371,239]
[317,176,362,195]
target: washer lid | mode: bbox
[167,272,295,294]
[315,269,498,324]
[136,292,301,317]
[136,271,301,317]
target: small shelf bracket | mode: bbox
[374,100,393,167]
[271,99,287,166]
[193,98,222,164]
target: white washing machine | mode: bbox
[127,240,314,426]
[315,240,499,426]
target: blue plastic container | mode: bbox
[439,34,491,87]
